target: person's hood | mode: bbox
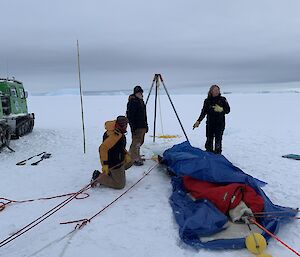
[104,120,116,131]
[128,93,144,102]
[128,94,136,101]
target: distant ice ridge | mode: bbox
[32,88,80,96]
[31,88,131,96]
[83,90,131,96]
[30,82,300,96]
[171,81,300,95]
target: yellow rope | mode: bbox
[150,135,180,139]
[155,84,179,139]
[158,135,179,138]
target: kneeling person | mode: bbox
[91,116,133,189]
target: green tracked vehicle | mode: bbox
[0,78,34,149]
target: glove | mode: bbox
[125,153,132,164]
[213,104,223,113]
[193,120,200,130]
[102,165,109,175]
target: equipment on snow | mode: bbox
[16,151,46,165]
[183,176,265,215]
[162,141,298,250]
[245,232,267,255]
[282,154,300,160]
[249,217,300,256]
[31,153,51,165]
[145,74,189,142]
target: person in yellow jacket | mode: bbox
[91,116,133,189]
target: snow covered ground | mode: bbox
[1,90,300,257]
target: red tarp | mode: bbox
[183,176,264,214]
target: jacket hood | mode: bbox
[128,94,136,101]
[104,120,116,131]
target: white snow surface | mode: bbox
[0,92,300,257]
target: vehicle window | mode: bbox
[19,88,25,98]
[11,88,18,97]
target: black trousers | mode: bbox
[205,124,224,154]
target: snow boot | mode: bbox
[91,170,101,187]
[133,160,144,166]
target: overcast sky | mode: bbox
[1,0,300,93]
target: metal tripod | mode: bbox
[145,74,189,143]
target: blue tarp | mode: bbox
[163,141,297,250]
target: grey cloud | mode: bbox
[1,0,300,92]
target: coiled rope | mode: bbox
[0,192,89,212]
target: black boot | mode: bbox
[91,170,101,187]
[133,160,144,166]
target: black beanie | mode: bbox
[116,116,128,126]
[133,85,143,94]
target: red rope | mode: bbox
[253,209,299,215]
[60,163,159,229]
[0,184,91,248]
[254,215,300,220]
[0,191,89,212]
[250,218,300,256]
[0,162,126,211]
[0,162,159,248]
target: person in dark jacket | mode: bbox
[126,85,148,166]
[91,116,133,189]
[193,85,230,154]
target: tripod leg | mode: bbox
[153,76,159,142]
[145,75,156,105]
[160,75,189,142]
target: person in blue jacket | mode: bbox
[193,85,230,154]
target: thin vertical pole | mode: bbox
[77,40,86,154]
[153,75,159,142]
[159,74,189,142]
